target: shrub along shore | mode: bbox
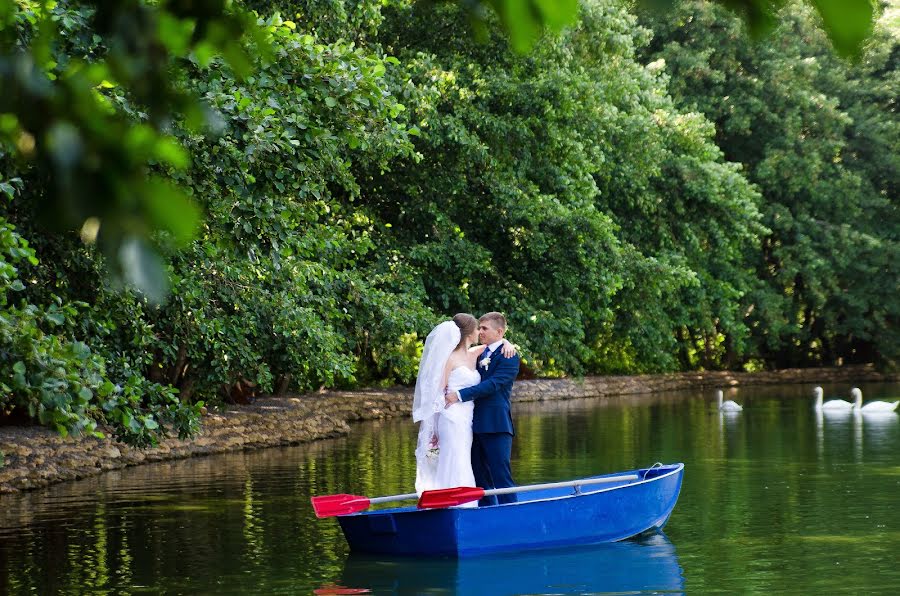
[1,365,894,495]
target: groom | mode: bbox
[445,312,520,506]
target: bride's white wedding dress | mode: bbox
[416,366,479,507]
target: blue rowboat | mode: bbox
[335,463,684,557]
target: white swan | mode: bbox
[851,387,899,413]
[717,389,743,412]
[814,386,854,412]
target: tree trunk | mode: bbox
[276,374,292,395]
[170,345,188,386]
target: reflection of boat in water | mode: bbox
[332,532,684,595]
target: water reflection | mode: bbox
[331,533,683,595]
[859,411,900,455]
[1,382,898,594]
[814,408,900,463]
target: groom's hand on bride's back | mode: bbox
[444,383,460,406]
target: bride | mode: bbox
[412,314,514,504]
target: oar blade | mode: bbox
[418,486,485,509]
[311,494,371,518]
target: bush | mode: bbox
[1,187,199,446]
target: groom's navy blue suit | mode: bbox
[458,346,520,506]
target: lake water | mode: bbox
[1,382,898,594]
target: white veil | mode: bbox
[413,320,460,494]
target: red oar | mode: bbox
[418,474,640,509]
[313,473,641,517]
[311,490,419,518]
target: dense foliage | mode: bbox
[369,2,765,373]
[638,1,899,370]
[0,0,896,444]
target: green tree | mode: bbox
[639,0,899,368]
[369,0,763,373]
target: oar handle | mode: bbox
[417,473,642,509]
[369,492,419,505]
[481,474,639,498]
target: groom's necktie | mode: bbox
[481,346,492,370]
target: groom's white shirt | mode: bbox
[455,340,504,400]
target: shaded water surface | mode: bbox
[1,382,898,594]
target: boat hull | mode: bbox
[336,463,684,557]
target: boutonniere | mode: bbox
[479,356,491,369]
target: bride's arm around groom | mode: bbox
[445,314,519,410]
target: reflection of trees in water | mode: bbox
[1,445,366,592]
[1,382,898,593]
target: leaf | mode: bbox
[810,0,874,57]
[142,178,202,246]
[71,342,91,360]
[533,0,579,29]
[128,416,143,433]
[118,236,170,303]
[222,43,253,80]
[324,96,338,108]
[154,137,190,169]
[157,11,195,56]
[45,311,65,325]
[500,0,542,53]
[45,121,84,170]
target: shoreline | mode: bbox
[1,365,895,495]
